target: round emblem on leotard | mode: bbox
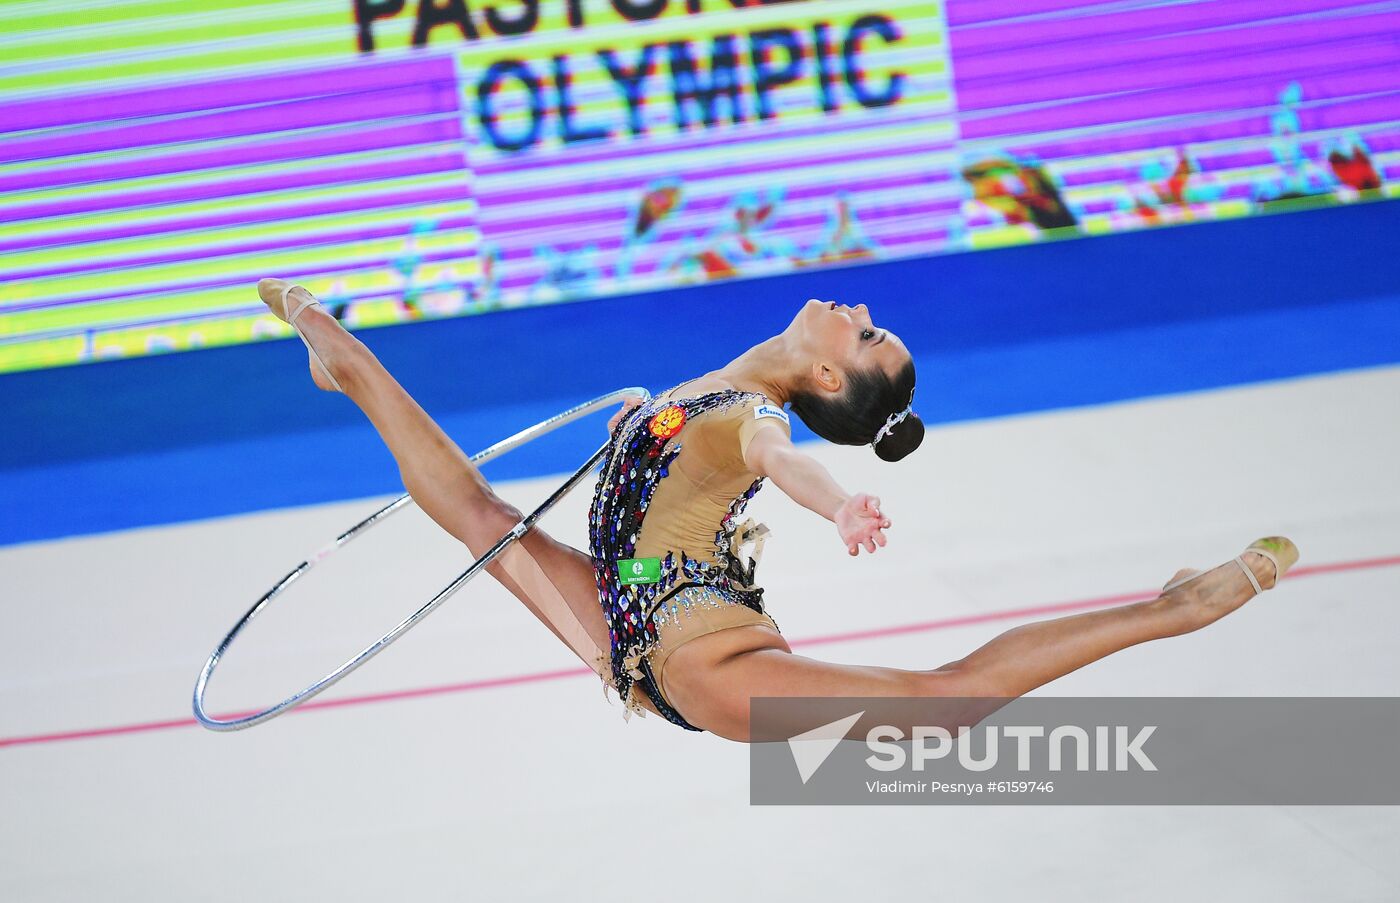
[648,405,687,439]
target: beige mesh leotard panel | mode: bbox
[628,392,792,718]
[631,392,790,566]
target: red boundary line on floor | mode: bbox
[4,553,1397,750]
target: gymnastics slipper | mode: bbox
[257,278,343,393]
[1163,536,1299,596]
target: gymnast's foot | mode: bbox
[1158,537,1297,631]
[257,278,347,393]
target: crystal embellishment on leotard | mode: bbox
[588,388,772,730]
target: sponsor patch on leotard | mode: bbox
[754,403,790,425]
[617,557,662,585]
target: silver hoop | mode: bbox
[192,387,651,732]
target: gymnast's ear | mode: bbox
[811,361,842,394]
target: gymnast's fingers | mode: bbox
[607,400,638,431]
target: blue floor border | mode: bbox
[2,200,1398,546]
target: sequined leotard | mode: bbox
[588,387,792,730]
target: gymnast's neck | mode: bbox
[712,333,802,407]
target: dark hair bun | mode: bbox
[874,412,925,462]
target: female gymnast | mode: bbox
[257,278,1298,740]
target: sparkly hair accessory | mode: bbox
[872,389,916,447]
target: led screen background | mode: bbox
[2,0,1397,375]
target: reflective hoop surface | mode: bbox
[192,387,650,732]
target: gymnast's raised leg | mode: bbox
[256,279,609,671]
[663,550,1289,741]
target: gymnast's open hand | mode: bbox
[743,424,892,557]
[835,493,891,557]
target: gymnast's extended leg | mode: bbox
[257,279,610,669]
[664,553,1283,741]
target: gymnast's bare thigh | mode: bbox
[659,624,791,728]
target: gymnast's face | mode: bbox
[793,298,910,394]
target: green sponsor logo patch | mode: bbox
[617,557,662,585]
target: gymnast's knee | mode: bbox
[456,491,526,561]
[909,661,1005,698]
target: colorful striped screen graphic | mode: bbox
[1,1,1397,374]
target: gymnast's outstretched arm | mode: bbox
[743,425,892,557]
